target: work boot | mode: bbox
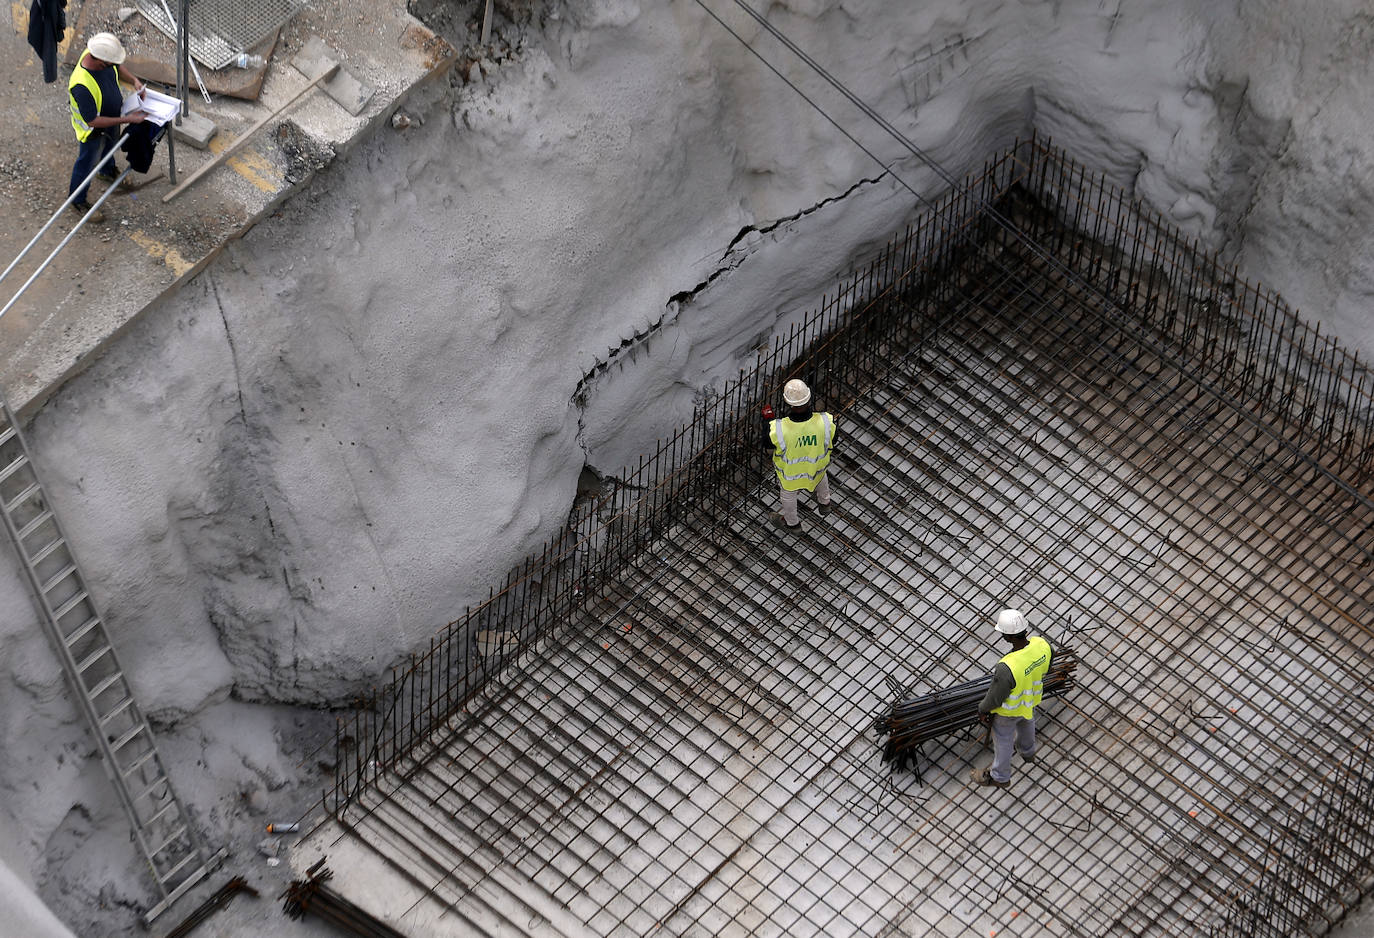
[99,171,137,191]
[70,201,106,224]
[816,501,832,517]
[768,512,801,531]
[1020,752,1036,765]
[970,767,1009,788]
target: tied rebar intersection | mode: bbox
[324,137,1374,937]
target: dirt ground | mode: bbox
[1,0,455,416]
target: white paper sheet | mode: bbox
[120,87,182,125]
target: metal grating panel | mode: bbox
[135,0,299,70]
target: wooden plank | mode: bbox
[161,64,339,203]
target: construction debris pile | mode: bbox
[875,647,1079,774]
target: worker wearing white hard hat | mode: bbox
[764,378,837,530]
[971,608,1053,787]
[67,32,147,223]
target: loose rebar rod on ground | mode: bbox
[162,876,258,938]
[280,860,410,938]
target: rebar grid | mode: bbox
[839,220,1373,934]
[327,137,1374,936]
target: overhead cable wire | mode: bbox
[688,0,933,206]
[716,0,1100,280]
[722,0,963,192]
[692,0,1144,331]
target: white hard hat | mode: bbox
[87,32,127,65]
[994,609,1027,634]
[782,379,811,407]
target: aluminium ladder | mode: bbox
[0,397,222,923]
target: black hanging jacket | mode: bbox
[26,0,66,84]
[121,122,164,174]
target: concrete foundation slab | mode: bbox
[304,172,1374,936]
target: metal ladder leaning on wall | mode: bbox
[0,396,223,923]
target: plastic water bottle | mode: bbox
[232,52,265,69]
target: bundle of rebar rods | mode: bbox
[875,647,1078,772]
[164,876,258,938]
[280,859,411,938]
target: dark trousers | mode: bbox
[69,130,117,205]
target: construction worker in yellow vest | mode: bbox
[766,379,836,531]
[971,608,1052,787]
[67,32,147,224]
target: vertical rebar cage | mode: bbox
[327,135,1374,936]
[1017,140,1374,479]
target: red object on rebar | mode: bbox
[761,404,775,419]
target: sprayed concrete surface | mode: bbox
[2,0,1374,934]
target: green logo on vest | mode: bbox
[799,434,817,446]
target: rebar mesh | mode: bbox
[135,0,299,69]
[326,136,1374,936]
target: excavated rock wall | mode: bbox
[6,0,1374,931]
[12,0,1373,719]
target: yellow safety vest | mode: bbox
[991,636,1051,719]
[769,413,835,492]
[69,63,119,142]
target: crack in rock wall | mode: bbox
[9,0,1371,716]
[570,170,893,460]
[6,0,1374,932]
[9,0,1046,716]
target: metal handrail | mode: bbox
[0,162,136,324]
[0,131,130,291]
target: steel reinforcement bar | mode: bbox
[327,135,1374,841]
[327,138,1004,814]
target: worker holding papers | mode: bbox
[67,31,180,224]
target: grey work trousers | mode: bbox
[989,713,1037,783]
[778,474,831,525]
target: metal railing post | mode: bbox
[1,163,136,322]
[0,135,130,290]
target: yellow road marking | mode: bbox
[128,230,194,277]
[208,134,279,194]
